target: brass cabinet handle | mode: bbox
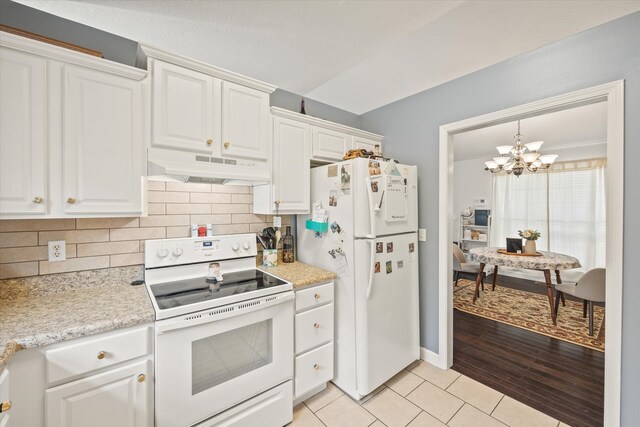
[314,293,320,299]
[314,323,320,328]
[223,142,230,149]
[313,364,319,370]
[97,351,106,360]
[67,197,76,204]
[138,374,146,383]
[33,196,43,203]
[206,139,213,145]
[0,401,11,413]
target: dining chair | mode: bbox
[452,243,484,290]
[554,268,605,336]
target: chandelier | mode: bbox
[484,120,557,177]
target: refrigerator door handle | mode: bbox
[366,239,376,299]
[365,177,377,238]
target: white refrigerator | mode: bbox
[297,157,420,400]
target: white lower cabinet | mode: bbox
[5,324,153,427]
[294,282,335,401]
[0,368,10,427]
[46,360,150,427]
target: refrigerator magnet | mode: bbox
[330,221,342,234]
[340,164,351,194]
[397,260,404,269]
[329,190,338,207]
[374,262,381,273]
[328,164,338,177]
[409,242,415,253]
[386,261,393,274]
[370,180,379,193]
[376,242,383,253]
[387,242,393,253]
[368,160,381,176]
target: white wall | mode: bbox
[452,158,493,239]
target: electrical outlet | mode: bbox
[48,240,66,262]
[418,228,427,242]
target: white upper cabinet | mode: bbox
[62,66,143,215]
[0,33,147,219]
[273,116,311,212]
[151,60,216,153]
[222,81,269,160]
[312,127,353,162]
[0,48,47,216]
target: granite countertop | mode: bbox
[0,266,154,371]
[257,260,336,289]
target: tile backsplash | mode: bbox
[0,181,289,279]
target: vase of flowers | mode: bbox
[518,229,541,254]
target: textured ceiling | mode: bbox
[13,0,640,114]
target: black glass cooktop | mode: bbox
[151,269,288,310]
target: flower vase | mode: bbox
[523,239,537,255]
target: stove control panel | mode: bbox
[145,234,257,268]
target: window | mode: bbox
[490,158,606,272]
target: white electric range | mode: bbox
[144,234,294,427]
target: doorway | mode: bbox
[437,81,624,425]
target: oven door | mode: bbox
[155,291,294,427]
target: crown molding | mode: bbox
[270,107,383,141]
[139,43,277,94]
[0,31,147,80]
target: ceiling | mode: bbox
[13,0,640,114]
[452,101,607,161]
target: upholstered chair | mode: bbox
[452,243,485,289]
[554,268,605,336]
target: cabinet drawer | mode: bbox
[295,342,333,398]
[45,326,150,384]
[295,282,334,312]
[295,303,333,355]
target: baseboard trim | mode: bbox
[420,347,441,367]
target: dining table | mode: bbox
[467,247,581,325]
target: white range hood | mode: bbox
[147,147,270,186]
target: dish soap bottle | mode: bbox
[282,226,295,263]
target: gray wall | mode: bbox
[361,11,640,424]
[0,0,138,66]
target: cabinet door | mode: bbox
[0,368,9,427]
[273,117,310,212]
[63,66,143,215]
[311,127,352,162]
[353,136,380,153]
[46,361,150,427]
[0,48,47,215]
[152,60,215,153]
[221,81,269,160]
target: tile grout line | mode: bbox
[490,394,506,417]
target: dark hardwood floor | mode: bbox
[452,274,605,427]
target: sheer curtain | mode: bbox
[490,158,606,272]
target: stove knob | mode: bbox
[156,248,169,259]
[232,243,240,251]
[243,242,250,250]
[172,247,183,257]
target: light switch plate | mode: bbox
[48,240,66,262]
[418,228,427,241]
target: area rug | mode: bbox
[454,279,605,352]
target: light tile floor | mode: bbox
[289,360,567,427]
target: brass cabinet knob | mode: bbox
[313,323,320,328]
[313,364,319,370]
[137,374,146,383]
[0,401,11,413]
[314,293,320,299]
[67,197,76,204]
[33,196,43,203]
[223,142,230,149]
[206,139,213,145]
[97,351,106,360]
[274,200,280,206]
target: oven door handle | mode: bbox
[156,291,294,335]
